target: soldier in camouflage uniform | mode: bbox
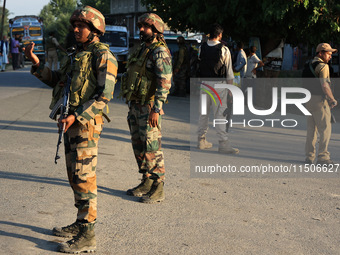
[25,6,117,253]
[120,13,172,203]
[46,31,67,70]
[172,36,188,97]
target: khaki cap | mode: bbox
[316,43,338,53]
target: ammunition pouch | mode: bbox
[120,42,164,105]
[69,50,96,109]
[120,70,152,105]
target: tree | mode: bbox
[78,0,110,15]
[141,0,340,56]
[39,0,77,45]
[39,0,110,45]
[0,7,10,38]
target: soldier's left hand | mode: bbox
[149,111,159,127]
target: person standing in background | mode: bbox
[304,43,338,165]
[10,35,20,70]
[245,46,264,78]
[0,35,9,72]
[46,31,67,70]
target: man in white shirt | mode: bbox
[197,23,239,154]
[245,46,264,78]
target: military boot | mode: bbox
[218,140,239,154]
[53,221,80,238]
[198,137,212,150]
[127,177,154,197]
[140,181,165,203]
[57,223,96,254]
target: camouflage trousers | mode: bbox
[127,102,165,181]
[173,69,188,95]
[64,114,103,223]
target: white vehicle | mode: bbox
[100,25,129,72]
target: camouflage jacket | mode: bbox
[144,41,172,110]
[174,44,188,71]
[31,41,118,125]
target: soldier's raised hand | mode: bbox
[24,42,40,66]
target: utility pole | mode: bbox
[0,0,7,39]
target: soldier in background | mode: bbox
[304,43,338,165]
[25,6,117,253]
[172,36,188,97]
[46,31,67,70]
[120,13,172,203]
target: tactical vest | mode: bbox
[120,41,168,105]
[174,45,188,70]
[50,42,113,112]
[198,42,225,78]
[46,37,56,50]
[302,60,324,95]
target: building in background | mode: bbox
[107,0,147,39]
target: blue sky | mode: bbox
[4,0,51,18]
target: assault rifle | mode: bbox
[49,48,75,164]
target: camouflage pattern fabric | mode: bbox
[126,42,172,181]
[173,44,188,94]
[70,6,106,35]
[173,44,188,71]
[31,41,117,223]
[64,115,103,222]
[138,13,165,34]
[145,44,172,109]
[128,103,165,180]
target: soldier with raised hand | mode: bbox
[120,13,172,203]
[24,6,117,253]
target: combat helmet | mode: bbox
[70,6,105,35]
[138,13,165,34]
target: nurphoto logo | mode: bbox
[200,83,312,128]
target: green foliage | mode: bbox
[39,0,77,45]
[38,0,110,45]
[79,0,110,15]
[142,0,340,50]
[0,8,10,37]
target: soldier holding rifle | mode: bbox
[25,6,117,253]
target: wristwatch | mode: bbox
[153,107,161,113]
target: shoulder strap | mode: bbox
[140,41,167,75]
[309,61,321,78]
[89,42,115,71]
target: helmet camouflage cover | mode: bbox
[138,13,165,34]
[70,6,105,35]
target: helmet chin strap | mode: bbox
[86,31,96,43]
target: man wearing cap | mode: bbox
[25,6,117,253]
[305,43,338,165]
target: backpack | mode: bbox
[302,60,320,78]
